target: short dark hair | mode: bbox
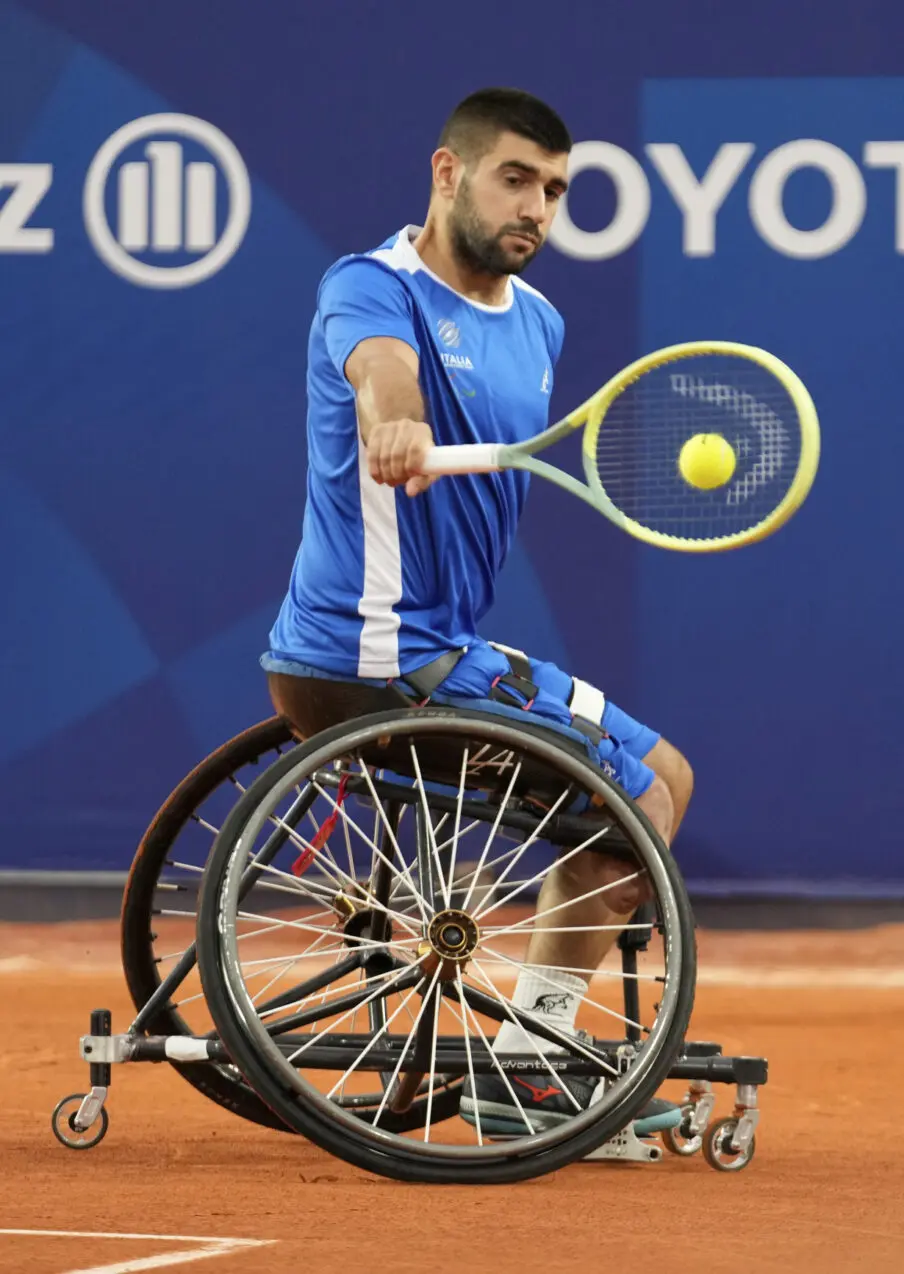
[438,88,572,164]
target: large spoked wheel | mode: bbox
[122,714,459,1135]
[197,707,697,1184]
[121,716,298,1130]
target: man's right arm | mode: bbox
[345,337,435,497]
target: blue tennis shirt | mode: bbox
[268,225,565,680]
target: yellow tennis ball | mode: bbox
[678,433,737,489]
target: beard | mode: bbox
[448,177,542,277]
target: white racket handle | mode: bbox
[419,443,503,475]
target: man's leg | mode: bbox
[492,722,689,1065]
[522,772,674,977]
[465,762,683,1133]
[524,738,692,974]
[643,736,694,835]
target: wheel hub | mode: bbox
[419,908,480,979]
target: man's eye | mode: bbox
[546,189,561,202]
[506,175,523,187]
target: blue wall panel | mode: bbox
[2,0,903,889]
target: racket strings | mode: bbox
[593,356,803,539]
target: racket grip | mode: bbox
[419,443,502,475]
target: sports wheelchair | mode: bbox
[52,689,766,1184]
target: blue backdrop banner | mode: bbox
[1,0,901,891]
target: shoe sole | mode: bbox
[459,1095,565,1135]
[460,1097,683,1138]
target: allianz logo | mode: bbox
[549,139,904,260]
[0,112,250,288]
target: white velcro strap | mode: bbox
[165,1037,213,1063]
[488,640,529,661]
[569,677,606,725]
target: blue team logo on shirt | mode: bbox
[437,318,461,347]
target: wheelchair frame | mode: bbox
[51,711,767,1177]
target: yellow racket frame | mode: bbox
[572,340,821,552]
[421,339,821,552]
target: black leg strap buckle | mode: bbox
[570,714,608,747]
[489,671,539,710]
[394,648,466,704]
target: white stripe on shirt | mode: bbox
[356,434,402,677]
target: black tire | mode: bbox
[197,708,697,1184]
[702,1117,757,1171]
[51,1093,110,1150]
[121,716,297,1131]
[121,715,461,1135]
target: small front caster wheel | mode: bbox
[662,1106,703,1156]
[702,1116,755,1172]
[51,1093,109,1150]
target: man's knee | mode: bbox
[636,772,674,844]
[645,738,694,811]
[553,850,654,916]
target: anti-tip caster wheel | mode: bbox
[51,1093,109,1150]
[702,1116,756,1172]
[662,1106,703,1157]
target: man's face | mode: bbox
[446,131,570,277]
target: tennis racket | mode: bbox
[419,340,820,552]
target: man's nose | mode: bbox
[518,186,547,227]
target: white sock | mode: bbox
[493,966,586,1055]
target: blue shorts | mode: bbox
[262,640,659,800]
[437,643,658,800]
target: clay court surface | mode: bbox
[2,920,903,1274]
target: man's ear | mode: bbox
[431,146,463,200]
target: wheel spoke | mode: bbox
[456,839,524,906]
[422,986,443,1143]
[324,973,428,1099]
[239,934,418,971]
[463,959,621,1077]
[464,960,582,1112]
[191,815,221,838]
[453,969,483,1145]
[232,774,347,884]
[443,747,469,912]
[480,922,652,937]
[239,860,421,939]
[458,760,524,913]
[371,964,443,1129]
[473,823,616,922]
[250,956,305,1006]
[286,957,427,1063]
[309,777,430,932]
[408,742,450,910]
[473,949,661,982]
[340,809,358,888]
[356,765,431,924]
[469,784,573,918]
[478,867,645,933]
[477,946,646,1034]
[259,959,415,1030]
[234,909,420,954]
[453,978,536,1137]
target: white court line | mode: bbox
[0,1230,275,1274]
